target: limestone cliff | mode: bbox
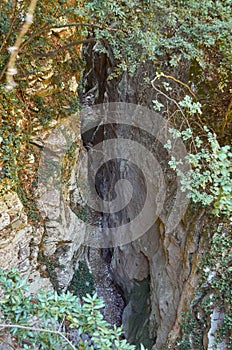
[0,15,230,349]
[0,115,84,294]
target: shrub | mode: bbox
[0,268,145,349]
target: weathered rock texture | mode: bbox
[0,37,224,350]
[80,49,209,349]
[0,191,52,293]
[0,16,85,296]
[36,114,85,291]
[0,114,85,293]
[78,101,207,349]
[110,211,206,349]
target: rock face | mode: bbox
[36,114,85,291]
[0,8,86,297]
[86,247,125,327]
[92,114,206,348]
[0,101,207,350]
[110,212,205,349]
[0,115,85,294]
[0,41,221,350]
[0,191,52,293]
[80,51,208,349]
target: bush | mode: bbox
[166,125,232,217]
[0,268,145,350]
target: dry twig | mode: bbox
[6,0,38,89]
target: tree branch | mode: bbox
[154,73,197,100]
[6,0,38,90]
[0,323,77,350]
[35,37,97,57]
[222,97,232,135]
[20,22,123,52]
[151,80,199,153]
[151,75,204,127]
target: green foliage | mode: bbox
[0,0,26,71]
[37,250,63,293]
[163,96,231,349]
[74,0,232,80]
[179,96,202,116]
[0,0,84,196]
[1,0,231,194]
[0,2,231,348]
[177,312,205,350]
[0,87,24,194]
[16,184,41,224]
[0,268,145,350]
[177,223,232,349]
[166,124,232,217]
[33,96,53,125]
[201,224,232,347]
[68,261,95,299]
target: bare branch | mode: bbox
[20,22,124,52]
[151,76,204,128]
[6,0,38,90]
[222,97,232,135]
[151,80,199,153]
[0,323,77,350]
[35,37,97,57]
[154,73,197,99]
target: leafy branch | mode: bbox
[152,72,197,100]
[0,269,142,349]
[151,74,204,127]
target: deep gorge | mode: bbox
[70,50,209,349]
[0,1,231,349]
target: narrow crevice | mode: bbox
[79,97,127,328]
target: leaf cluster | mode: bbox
[0,268,145,349]
[178,222,232,349]
[73,0,232,78]
[167,125,232,217]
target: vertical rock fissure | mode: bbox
[81,98,126,328]
[80,100,155,348]
[79,49,208,350]
[86,246,125,327]
[79,54,156,347]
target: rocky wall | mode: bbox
[0,114,85,294]
[80,49,208,349]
